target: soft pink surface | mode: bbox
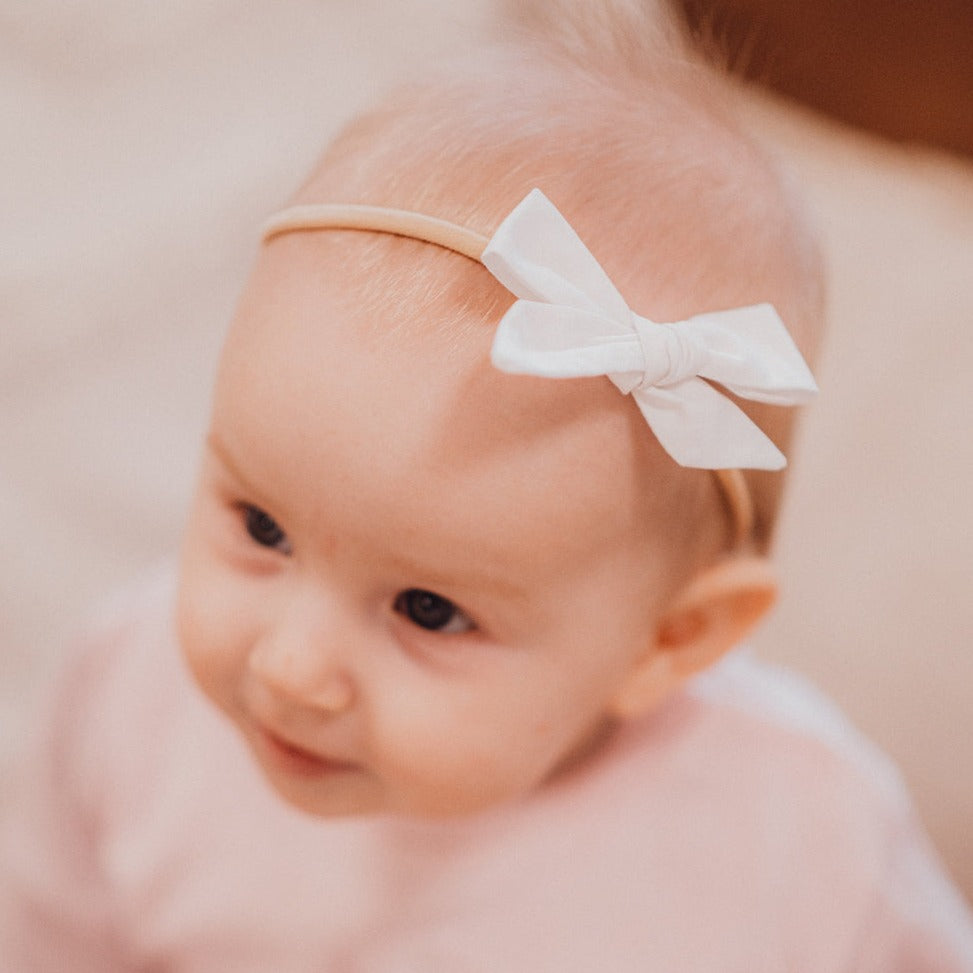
[2,0,971,902]
[3,568,971,970]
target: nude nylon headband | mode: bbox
[262,203,755,545]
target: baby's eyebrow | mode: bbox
[205,434,275,508]
[381,553,531,603]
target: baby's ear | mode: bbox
[609,557,778,719]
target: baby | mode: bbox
[4,3,973,970]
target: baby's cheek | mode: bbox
[376,696,562,815]
[175,559,249,709]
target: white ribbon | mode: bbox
[481,189,818,470]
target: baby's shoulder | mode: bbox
[652,649,920,871]
[676,653,973,968]
[685,649,910,815]
[460,651,969,971]
[496,651,973,969]
[36,562,180,746]
[38,562,248,828]
[55,561,190,738]
[528,649,917,894]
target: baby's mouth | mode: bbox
[253,724,359,778]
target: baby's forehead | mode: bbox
[216,234,682,572]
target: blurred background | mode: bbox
[2,0,971,899]
[680,0,973,156]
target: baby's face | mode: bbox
[178,236,682,818]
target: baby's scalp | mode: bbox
[282,39,824,561]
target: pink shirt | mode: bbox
[3,567,972,971]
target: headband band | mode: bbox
[260,196,813,548]
[264,204,490,262]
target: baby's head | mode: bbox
[177,34,824,818]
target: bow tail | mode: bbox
[632,380,787,470]
[692,305,819,404]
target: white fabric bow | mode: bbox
[481,189,818,470]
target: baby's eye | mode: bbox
[394,589,475,634]
[242,505,292,555]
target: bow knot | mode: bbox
[631,317,710,392]
[481,189,818,471]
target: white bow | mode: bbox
[481,189,818,470]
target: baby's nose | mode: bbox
[247,598,356,715]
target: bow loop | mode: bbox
[482,189,817,471]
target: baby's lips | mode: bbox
[253,722,359,776]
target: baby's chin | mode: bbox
[252,755,389,820]
[292,734,625,823]
[260,757,561,822]
[268,781,510,822]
